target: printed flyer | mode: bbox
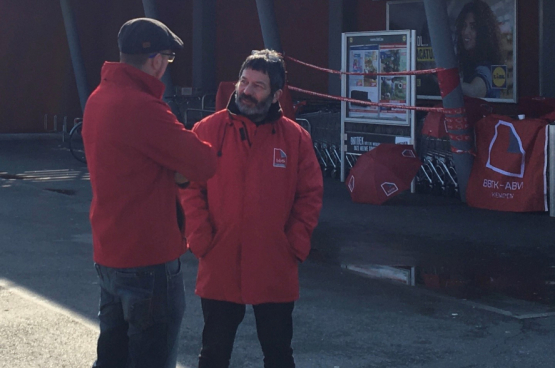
[349,45,380,118]
[379,43,408,120]
[346,33,411,122]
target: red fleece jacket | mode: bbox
[83,62,216,268]
[181,97,323,304]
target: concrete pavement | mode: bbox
[1,134,555,367]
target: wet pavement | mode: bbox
[313,169,555,306]
[2,133,555,307]
[2,133,555,367]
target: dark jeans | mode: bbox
[198,298,295,368]
[92,258,185,368]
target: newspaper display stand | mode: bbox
[340,30,417,182]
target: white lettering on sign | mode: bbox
[483,180,524,191]
[491,192,515,199]
[350,137,364,145]
[504,182,524,190]
[483,180,500,189]
[416,36,429,47]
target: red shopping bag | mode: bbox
[466,115,548,212]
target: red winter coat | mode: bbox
[180,95,323,304]
[83,62,217,268]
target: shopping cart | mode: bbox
[416,135,459,197]
[299,109,343,179]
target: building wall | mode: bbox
[0,0,541,133]
[214,0,329,98]
[0,0,192,133]
[517,0,540,98]
[0,1,70,133]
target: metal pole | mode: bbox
[60,0,90,114]
[539,0,555,97]
[142,0,177,104]
[328,0,343,96]
[192,0,217,94]
[549,123,555,217]
[141,0,160,19]
[410,30,417,193]
[340,34,347,183]
[255,0,282,52]
[423,0,474,202]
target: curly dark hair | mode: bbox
[455,0,503,72]
[238,49,286,94]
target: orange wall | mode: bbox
[0,0,540,133]
[355,0,387,31]
[0,1,69,133]
[0,0,193,133]
[214,0,329,98]
[516,0,539,98]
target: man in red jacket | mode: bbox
[83,18,217,368]
[180,50,324,368]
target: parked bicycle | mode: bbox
[69,118,86,164]
[166,93,215,129]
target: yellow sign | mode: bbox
[492,66,507,88]
[417,47,435,62]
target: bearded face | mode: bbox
[235,89,274,121]
[235,68,277,122]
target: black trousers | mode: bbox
[198,298,296,368]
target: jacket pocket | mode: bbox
[189,229,216,258]
[196,230,220,258]
[114,269,155,331]
[280,230,299,263]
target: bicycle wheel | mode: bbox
[69,122,87,163]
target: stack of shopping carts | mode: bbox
[416,117,459,197]
[298,104,461,192]
[298,109,343,179]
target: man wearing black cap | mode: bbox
[83,18,217,368]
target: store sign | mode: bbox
[345,132,411,153]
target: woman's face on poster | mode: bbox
[461,12,477,51]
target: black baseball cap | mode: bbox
[118,18,184,55]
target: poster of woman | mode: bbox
[387,0,516,103]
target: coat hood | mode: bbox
[100,62,166,100]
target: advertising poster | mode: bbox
[387,0,517,103]
[346,33,410,121]
[379,43,408,120]
[349,45,380,117]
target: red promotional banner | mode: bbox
[466,115,548,212]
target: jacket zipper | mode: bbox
[241,122,252,147]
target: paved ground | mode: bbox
[1,134,555,367]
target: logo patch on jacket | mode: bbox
[273,148,287,168]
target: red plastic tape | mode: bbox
[437,68,460,98]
